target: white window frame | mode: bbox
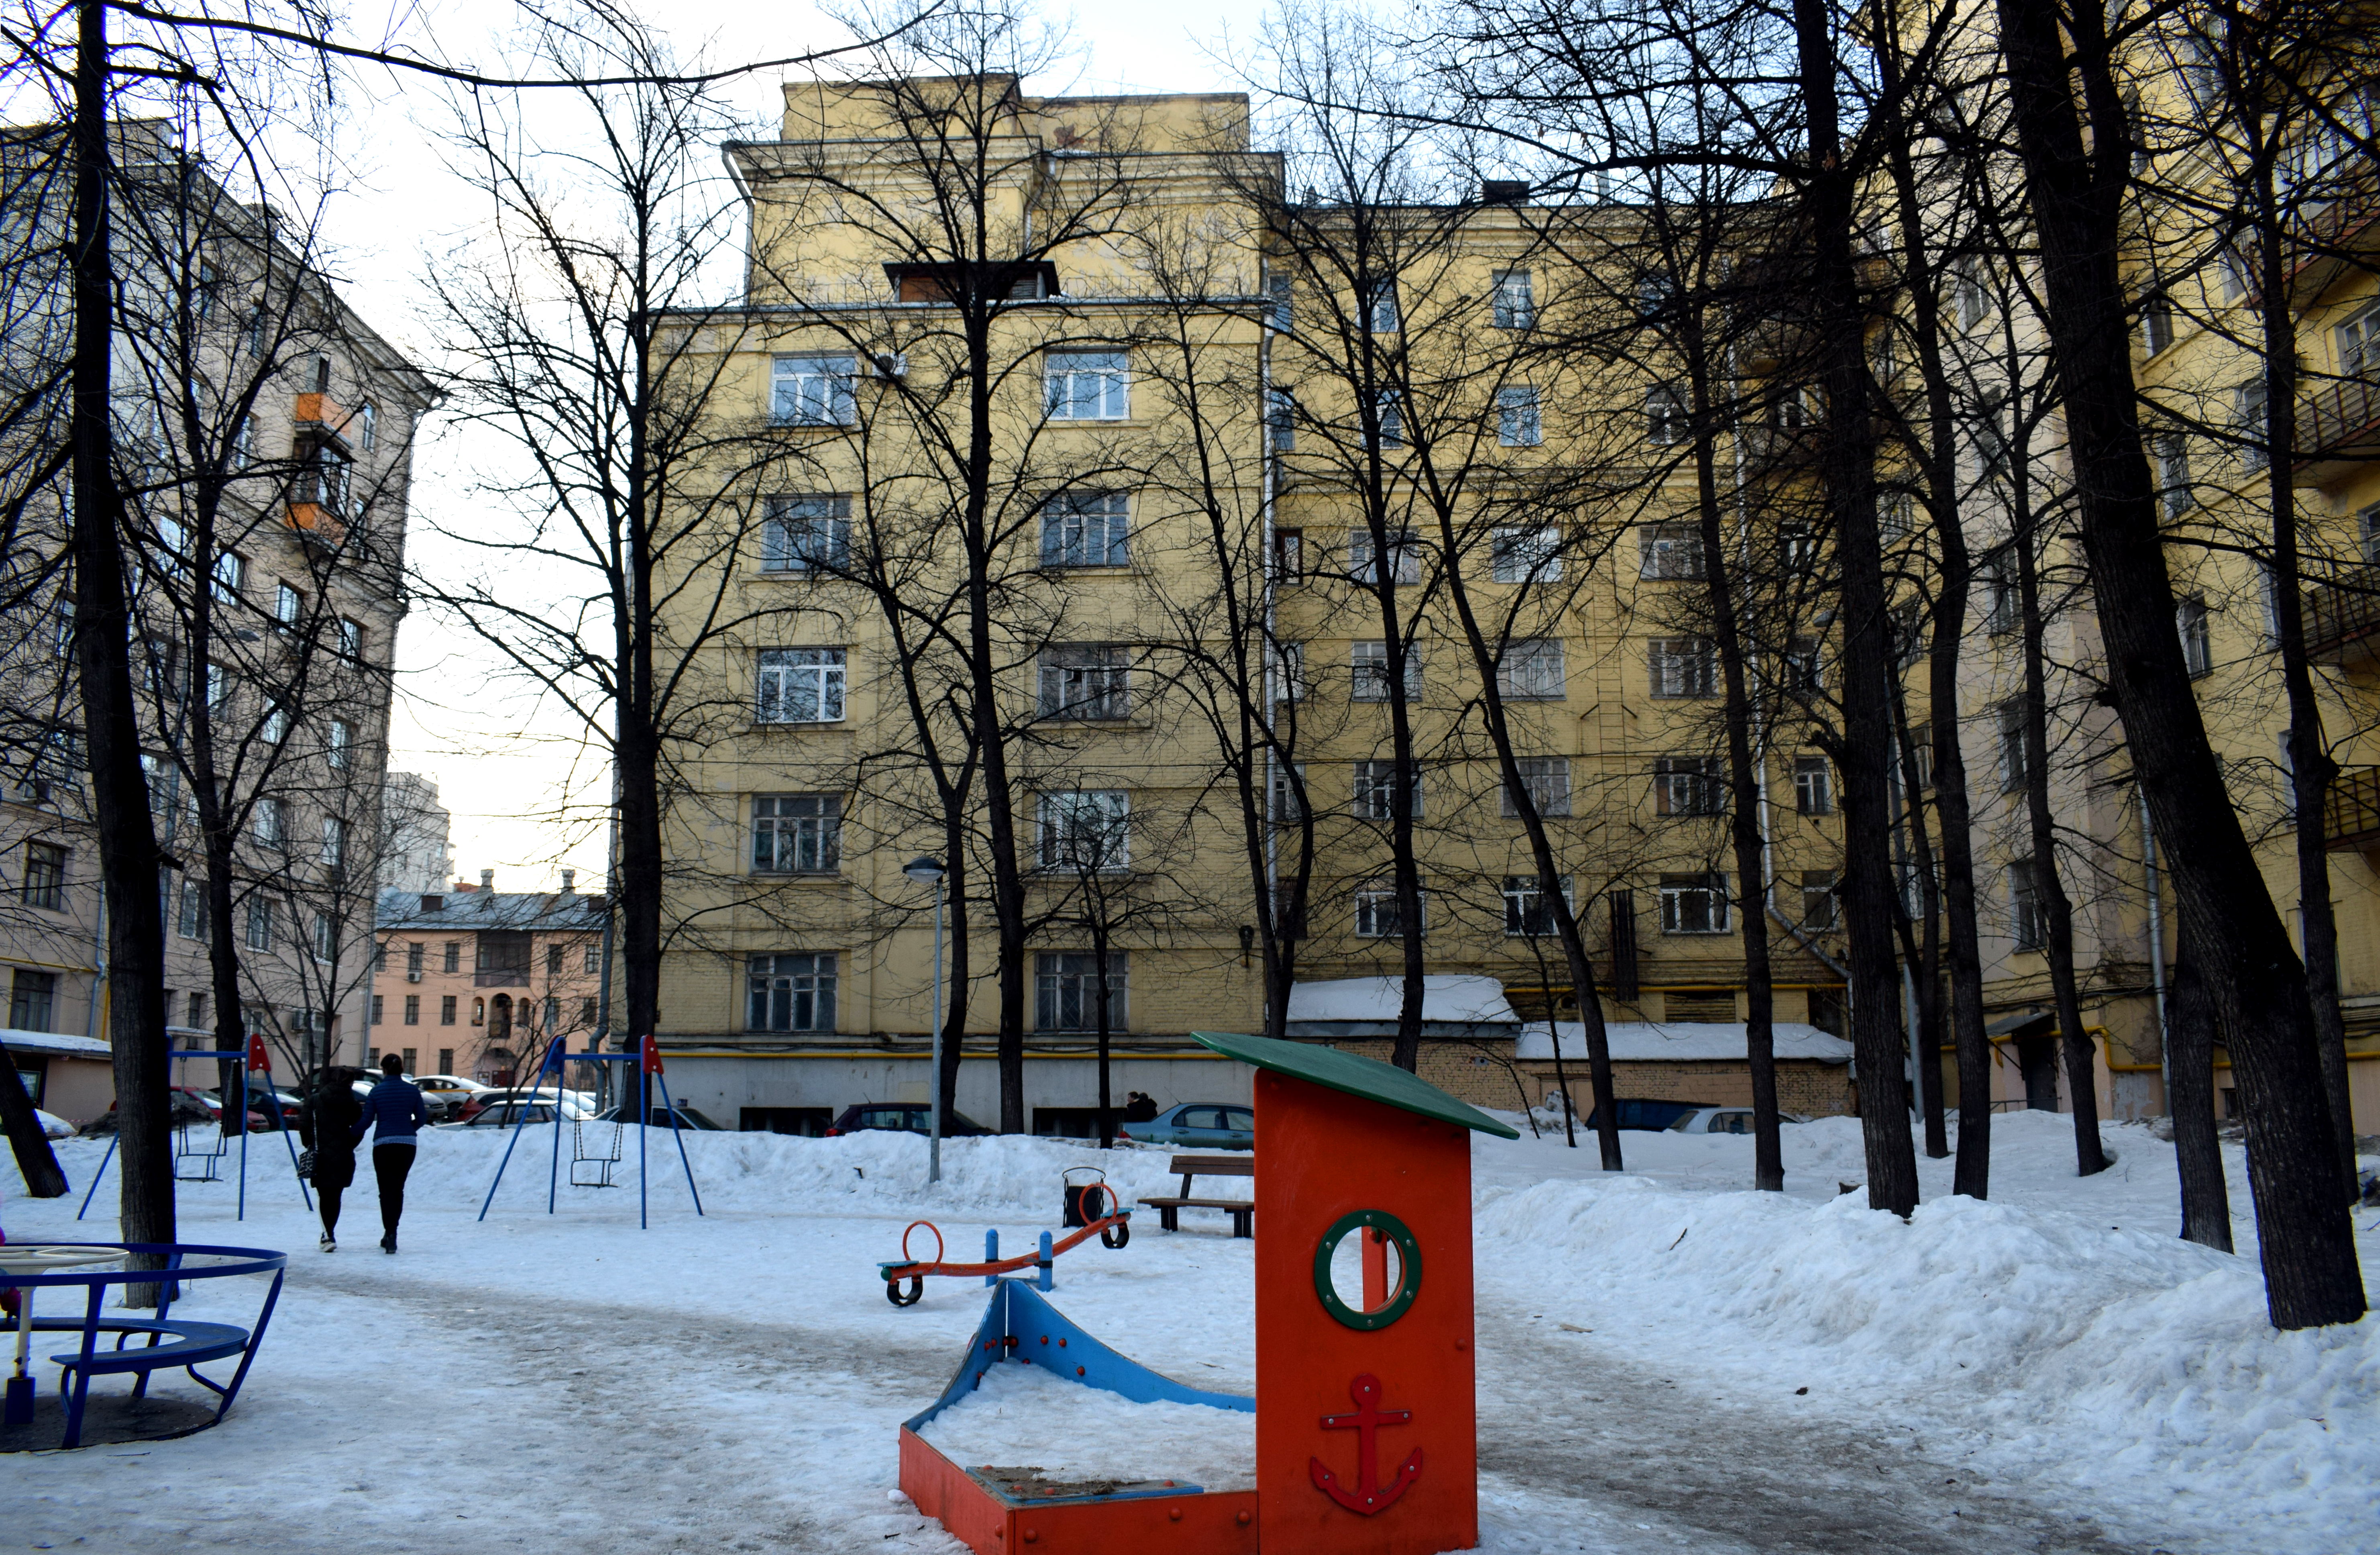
[1659,872,1730,934]
[1035,951,1129,1032]
[1348,526,1422,585]
[1793,755,1833,815]
[751,793,843,874]
[772,354,858,427]
[1639,522,1702,580]
[1045,350,1130,420]
[1648,637,1718,698]
[1492,270,1534,330]
[1039,646,1132,720]
[1354,882,1423,938]
[756,648,848,724]
[1655,755,1723,817]
[1351,759,1423,821]
[762,495,852,574]
[1502,874,1574,937]
[1497,638,1565,700]
[1502,757,1571,818]
[1037,790,1131,872]
[1350,641,1422,703]
[748,952,838,1032]
[1039,491,1131,567]
[1491,526,1563,584]
[1497,385,1543,447]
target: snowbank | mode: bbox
[1476,1126,2380,1546]
[1287,974,1518,1025]
[1516,1020,1853,1063]
[917,1362,1255,1491]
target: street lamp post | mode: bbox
[903,856,947,1184]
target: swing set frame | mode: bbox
[477,1036,703,1229]
[77,1039,312,1223]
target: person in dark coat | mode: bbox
[299,1066,362,1252]
[352,1053,431,1253]
[1120,1092,1159,1124]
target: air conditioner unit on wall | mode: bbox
[406,970,422,982]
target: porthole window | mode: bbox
[1312,1209,1421,1331]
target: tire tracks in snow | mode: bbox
[1474,1311,2158,1555]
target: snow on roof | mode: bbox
[1517,1021,1854,1064]
[1285,975,1520,1027]
[0,1026,109,1058]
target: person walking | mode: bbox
[353,1053,430,1253]
[298,1066,362,1252]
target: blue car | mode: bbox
[1119,1102,1254,1151]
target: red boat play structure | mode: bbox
[893,1028,1519,1554]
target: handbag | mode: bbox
[295,1147,316,1182]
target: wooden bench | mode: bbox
[1140,1153,1254,1237]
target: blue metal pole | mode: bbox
[75,1133,116,1220]
[1038,1230,1053,1292]
[984,1227,998,1286]
[655,1071,703,1217]
[269,1091,312,1211]
[477,1050,550,1223]
[547,1042,566,1215]
[236,1069,248,1222]
[638,1080,648,1231]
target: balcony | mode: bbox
[2288,162,2380,304]
[2303,565,2380,662]
[285,500,346,545]
[2294,377,2380,486]
[293,392,349,431]
[2324,765,2380,849]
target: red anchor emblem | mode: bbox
[1309,1373,1423,1515]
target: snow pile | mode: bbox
[1477,1157,2380,1540]
[917,1361,1255,1491]
[1517,1020,1852,1063]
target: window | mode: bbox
[245,898,274,951]
[2238,381,2269,471]
[1045,350,1129,420]
[1371,391,1404,449]
[274,583,300,628]
[1039,645,1132,720]
[579,999,596,1027]
[2220,242,2254,303]
[1040,491,1131,567]
[210,551,245,604]
[2140,292,2174,356]
[1035,952,1128,1031]
[1502,875,1573,936]
[1349,526,1422,585]
[183,990,204,1029]
[254,796,285,848]
[1350,641,1422,702]
[51,596,73,659]
[178,880,208,939]
[357,401,377,452]
[542,998,558,1032]
[1498,638,1565,700]
[1659,872,1729,934]
[1654,756,1723,816]
[1954,260,1988,330]
[1352,759,1423,820]
[749,953,838,1032]
[338,618,363,660]
[1491,526,1563,584]
[2340,306,2380,379]
[442,941,460,973]
[761,495,852,574]
[298,437,350,515]
[2155,433,2194,516]
[1268,388,1298,452]
[584,944,601,975]
[1272,641,1306,703]
[1648,637,1718,698]
[1906,722,1937,791]
[440,995,456,1025]
[328,718,352,771]
[1800,870,1839,929]
[1639,522,1702,580]
[1781,636,1823,691]
[472,998,484,1026]
[1502,757,1571,818]
[2010,859,2047,951]
[1271,761,1308,826]
[756,648,847,724]
[1997,701,2029,792]
[1354,882,1421,938]
[322,816,347,871]
[1497,385,1543,446]
[22,842,65,910]
[207,665,232,714]
[1038,791,1130,871]
[313,912,335,961]
[1646,385,1686,445]
[2178,594,2213,677]
[404,995,420,1026]
[1267,272,1293,332]
[1274,527,1304,584]
[1493,270,1535,330]
[1795,755,1833,815]
[1637,270,1676,320]
[9,969,57,1032]
[1984,555,2018,634]
[1975,392,2009,478]
[548,944,565,975]
[371,994,384,1025]
[1363,279,1400,333]
[261,704,289,745]
[772,354,858,426]
[752,794,842,874]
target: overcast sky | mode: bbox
[320,0,1272,891]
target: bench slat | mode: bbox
[49,1320,250,1376]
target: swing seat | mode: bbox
[567,1116,626,1188]
[569,1157,619,1188]
[173,1125,228,1182]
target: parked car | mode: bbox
[1664,1106,1808,1136]
[824,1103,992,1138]
[455,1088,593,1124]
[590,1102,725,1132]
[412,1075,494,1118]
[1117,1103,1255,1151]
[1583,1098,1724,1133]
[444,1100,562,1128]
[201,1086,303,1125]
[85,1087,250,1133]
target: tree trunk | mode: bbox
[1792,0,1918,1216]
[0,1035,67,1196]
[1891,694,1950,1159]
[2164,949,2234,1252]
[2013,496,2107,1175]
[1995,0,2362,1326]
[76,0,176,1280]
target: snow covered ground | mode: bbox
[0,1112,2371,1553]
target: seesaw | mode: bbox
[878,1201,1132,1308]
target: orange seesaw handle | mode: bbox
[882,1211,1129,1280]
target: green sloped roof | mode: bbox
[1189,1030,1521,1139]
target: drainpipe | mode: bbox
[2140,786,2169,1116]
[84,883,107,1041]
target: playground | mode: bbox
[0,1099,2374,1553]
